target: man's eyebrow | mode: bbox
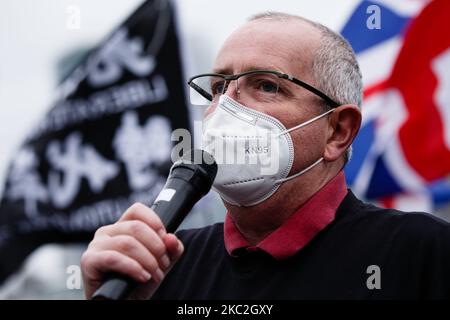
[212,65,283,75]
[211,67,231,74]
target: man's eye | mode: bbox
[259,81,278,93]
[211,82,225,95]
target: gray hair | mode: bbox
[249,12,363,163]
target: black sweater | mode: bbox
[152,191,450,299]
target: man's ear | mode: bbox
[323,105,361,162]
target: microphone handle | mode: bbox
[91,171,202,300]
[90,202,160,300]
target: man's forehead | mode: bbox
[213,19,320,77]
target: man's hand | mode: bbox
[80,202,184,299]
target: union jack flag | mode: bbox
[343,0,450,213]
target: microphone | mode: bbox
[91,149,217,300]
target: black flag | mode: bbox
[0,0,190,284]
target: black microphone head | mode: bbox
[171,149,217,188]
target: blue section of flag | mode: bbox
[341,0,411,54]
[345,120,375,185]
[429,179,450,206]
[365,156,402,199]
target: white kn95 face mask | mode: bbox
[202,95,335,207]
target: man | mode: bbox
[81,12,450,299]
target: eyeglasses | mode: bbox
[187,70,339,108]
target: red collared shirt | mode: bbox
[224,171,348,260]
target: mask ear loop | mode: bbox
[275,108,335,137]
[276,157,324,183]
[274,108,335,183]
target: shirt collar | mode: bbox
[224,171,348,260]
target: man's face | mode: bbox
[208,19,330,177]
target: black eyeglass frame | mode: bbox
[187,69,340,108]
